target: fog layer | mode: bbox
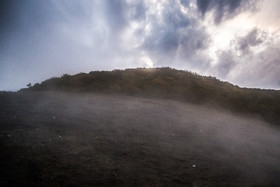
[0,92,280,186]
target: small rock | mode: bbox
[7,134,12,138]
[52,116,56,119]
[192,164,196,168]
[35,128,39,131]
[58,135,62,139]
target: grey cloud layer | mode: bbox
[140,1,210,68]
[235,28,267,55]
[233,46,280,88]
[0,0,279,90]
[212,28,280,88]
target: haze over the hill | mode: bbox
[24,67,280,126]
[1,0,280,91]
[1,91,280,186]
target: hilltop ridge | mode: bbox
[24,67,280,125]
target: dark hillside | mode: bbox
[24,67,280,125]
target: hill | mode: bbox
[1,91,280,186]
[24,67,280,125]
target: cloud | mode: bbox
[104,0,128,32]
[0,1,18,39]
[0,0,279,90]
[0,0,222,90]
[210,28,280,88]
[234,28,267,55]
[213,50,237,78]
[232,46,280,88]
[196,0,259,24]
[138,0,211,69]
[0,0,54,47]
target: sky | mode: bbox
[0,0,280,91]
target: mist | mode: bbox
[1,0,280,185]
[1,91,280,185]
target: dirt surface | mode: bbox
[0,91,280,186]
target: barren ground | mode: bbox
[0,91,280,186]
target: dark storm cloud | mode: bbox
[196,0,258,24]
[235,28,267,54]
[197,0,242,15]
[180,0,192,8]
[141,1,211,68]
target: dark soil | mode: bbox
[1,91,280,186]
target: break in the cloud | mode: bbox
[0,0,279,90]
